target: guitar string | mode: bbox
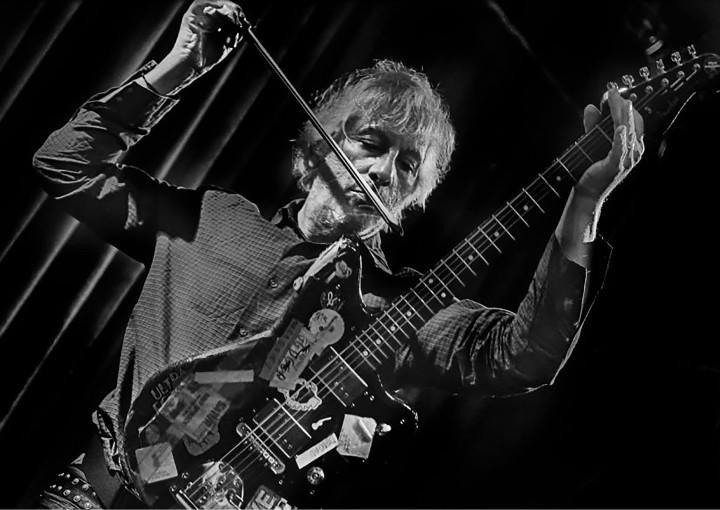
[184,78,673,501]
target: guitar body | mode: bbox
[123,237,418,509]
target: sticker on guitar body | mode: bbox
[158,379,230,443]
[269,309,345,390]
[337,415,377,459]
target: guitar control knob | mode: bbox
[307,466,325,486]
[376,423,392,436]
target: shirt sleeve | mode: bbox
[32,61,202,264]
[392,233,610,396]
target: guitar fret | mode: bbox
[417,278,446,306]
[463,238,489,265]
[425,271,456,301]
[351,325,383,360]
[305,363,354,407]
[539,174,560,197]
[410,288,436,314]
[364,324,396,357]
[596,125,613,143]
[479,227,502,253]
[356,335,383,364]
[382,311,411,339]
[522,187,545,213]
[575,141,593,162]
[397,296,427,324]
[329,346,368,389]
[506,201,530,227]
[557,159,575,181]
[439,259,465,287]
[347,340,382,368]
[373,318,409,352]
[452,247,478,276]
[492,214,515,240]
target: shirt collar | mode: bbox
[272,198,393,274]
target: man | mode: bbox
[32,1,643,508]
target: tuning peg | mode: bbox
[656,58,665,73]
[622,74,635,87]
[639,66,650,80]
[671,51,682,66]
[687,44,697,58]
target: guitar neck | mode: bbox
[343,120,616,370]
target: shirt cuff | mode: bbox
[85,61,179,132]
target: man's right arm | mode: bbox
[32,1,244,263]
[33,63,207,263]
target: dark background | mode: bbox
[0,0,718,508]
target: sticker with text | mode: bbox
[337,415,376,459]
[135,442,178,484]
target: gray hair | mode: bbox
[291,59,456,215]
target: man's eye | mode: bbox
[399,159,418,175]
[359,138,381,151]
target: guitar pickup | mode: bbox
[236,421,286,474]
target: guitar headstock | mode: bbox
[602,45,720,139]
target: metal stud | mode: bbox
[622,74,635,87]
[63,489,71,497]
[73,495,81,502]
[72,478,80,485]
[656,58,665,73]
[671,51,682,65]
[639,66,650,80]
[84,503,92,509]
[81,483,90,491]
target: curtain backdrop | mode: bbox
[1,1,719,507]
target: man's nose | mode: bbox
[367,151,396,187]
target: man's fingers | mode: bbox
[607,85,624,125]
[633,107,644,139]
[583,104,601,133]
[609,124,626,169]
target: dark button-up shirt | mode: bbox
[33,62,595,477]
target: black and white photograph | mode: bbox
[0,1,718,508]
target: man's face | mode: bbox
[308,112,428,233]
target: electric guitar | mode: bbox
[123,47,720,509]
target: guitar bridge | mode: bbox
[169,461,244,509]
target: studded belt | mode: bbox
[38,464,105,509]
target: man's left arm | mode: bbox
[392,87,643,395]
